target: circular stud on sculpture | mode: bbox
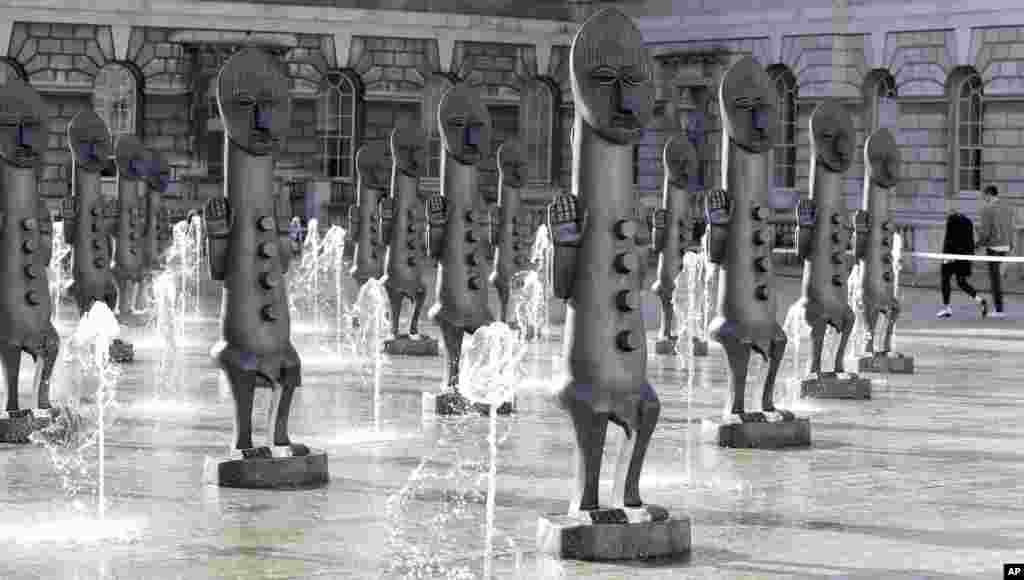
[261,304,279,321]
[24,265,40,279]
[614,252,637,273]
[92,257,106,268]
[258,216,275,231]
[615,219,637,239]
[751,206,769,221]
[260,272,280,289]
[754,256,770,272]
[616,289,639,311]
[25,291,40,306]
[259,242,277,258]
[468,275,483,290]
[755,285,770,300]
[22,239,35,253]
[753,230,767,245]
[832,252,844,265]
[21,218,36,231]
[616,330,640,352]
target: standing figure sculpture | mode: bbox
[651,134,702,356]
[381,124,439,356]
[854,128,913,374]
[0,78,60,442]
[704,56,808,448]
[202,48,326,488]
[537,8,690,561]
[62,110,117,315]
[111,135,148,318]
[490,139,537,330]
[791,101,870,398]
[348,142,389,288]
[424,83,506,416]
[138,148,172,312]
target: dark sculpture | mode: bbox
[651,134,698,356]
[203,48,314,471]
[349,141,389,286]
[854,128,912,373]
[489,139,537,328]
[111,135,148,317]
[546,7,661,514]
[0,78,59,438]
[380,124,438,356]
[139,148,172,308]
[704,56,792,424]
[62,109,117,315]
[426,83,503,415]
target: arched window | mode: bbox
[519,78,555,184]
[770,66,798,189]
[957,74,983,192]
[93,63,139,139]
[318,71,358,180]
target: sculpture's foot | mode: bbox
[654,337,678,356]
[857,352,914,374]
[422,390,515,416]
[726,412,767,424]
[383,334,439,357]
[205,447,329,489]
[0,409,49,444]
[716,412,810,449]
[537,504,690,561]
[471,397,516,416]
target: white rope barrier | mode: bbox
[771,247,1024,262]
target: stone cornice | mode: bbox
[0,0,577,47]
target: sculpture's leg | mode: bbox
[881,302,900,353]
[408,290,426,336]
[716,332,755,419]
[761,333,792,419]
[495,282,510,325]
[438,319,465,389]
[103,281,118,312]
[128,281,141,314]
[115,279,127,315]
[611,383,660,508]
[557,382,610,511]
[220,362,262,454]
[806,319,826,376]
[833,309,856,374]
[862,307,880,354]
[386,287,404,338]
[33,325,60,410]
[267,383,310,456]
[2,346,21,413]
[657,288,674,341]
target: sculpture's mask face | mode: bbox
[0,79,47,169]
[145,148,171,193]
[216,48,290,156]
[438,84,492,166]
[356,141,391,191]
[114,135,147,181]
[68,109,112,174]
[865,128,899,189]
[663,134,697,189]
[720,56,778,154]
[810,100,854,173]
[390,124,426,179]
[497,140,525,189]
[570,8,655,145]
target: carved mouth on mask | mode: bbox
[251,129,271,145]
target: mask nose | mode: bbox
[16,125,31,148]
[254,106,271,132]
[752,109,769,132]
[79,143,95,161]
[620,93,640,116]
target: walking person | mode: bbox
[937,211,987,318]
[977,185,1014,318]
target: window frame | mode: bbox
[317,70,360,182]
[956,73,983,193]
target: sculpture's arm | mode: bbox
[547,193,584,300]
[347,204,360,244]
[379,198,394,247]
[795,198,817,261]
[851,209,870,260]
[485,207,498,260]
[60,197,78,245]
[491,204,503,248]
[38,201,54,265]
[275,194,298,274]
[203,197,231,282]
[703,189,733,265]
[426,194,447,260]
[650,207,667,253]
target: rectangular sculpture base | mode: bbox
[383,335,439,357]
[858,354,914,374]
[800,374,872,399]
[536,506,691,561]
[0,410,52,444]
[203,449,329,489]
[422,391,515,417]
[717,418,811,449]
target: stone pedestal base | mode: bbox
[0,409,54,443]
[383,335,439,357]
[717,416,811,449]
[109,339,134,363]
[422,391,515,417]
[858,353,914,374]
[536,505,691,561]
[800,373,871,399]
[203,448,329,489]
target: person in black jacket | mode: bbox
[937,211,988,318]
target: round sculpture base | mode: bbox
[800,372,871,399]
[422,391,515,417]
[716,415,811,449]
[0,409,54,444]
[536,505,691,561]
[383,335,439,357]
[203,449,329,489]
[109,339,134,363]
[858,353,914,374]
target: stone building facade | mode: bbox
[633,0,1024,273]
